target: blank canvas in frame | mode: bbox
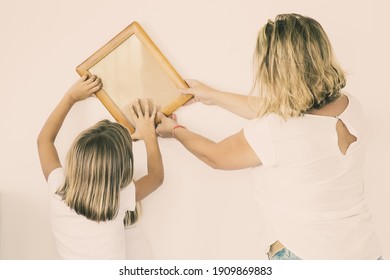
[76,21,192,133]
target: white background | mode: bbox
[0,0,389,259]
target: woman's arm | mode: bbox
[37,75,102,181]
[129,99,164,202]
[181,80,257,120]
[156,112,261,170]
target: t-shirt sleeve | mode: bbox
[47,167,65,194]
[120,181,136,211]
[243,117,276,167]
[338,93,366,142]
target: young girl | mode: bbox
[37,74,163,259]
[156,14,382,259]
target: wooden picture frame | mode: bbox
[76,21,192,133]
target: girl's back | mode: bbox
[48,168,136,259]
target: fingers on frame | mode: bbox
[134,98,154,118]
[143,99,157,119]
[80,74,89,81]
[87,78,102,93]
[150,105,158,119]
[143,99,150,117]
[135,99,143,116]
[89,84,102,94]
[128,100,139,119]
[88,77,101,87]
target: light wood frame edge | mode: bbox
[76,21,193,134]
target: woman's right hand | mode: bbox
[180,79,220,106]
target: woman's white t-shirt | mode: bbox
[48,167,136,259]
[243,94,381,259]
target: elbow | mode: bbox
[153,168,164,189]
[37,133,45,151]
[209,161,228,170]
[208,159,220,170]
[197,143,232,170]
[156,173,164,187]
[37,132,43,147]
[37,131,54,147]
[201,151,237,170]
[202,154,225,170]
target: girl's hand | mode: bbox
[129,99,157,141]
[65,75,102,103]
[180,79,219,105]
[155,112,179,138]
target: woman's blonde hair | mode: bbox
[56,119,134,223]
[252,13,346,118]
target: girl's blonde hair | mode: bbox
[56,119,134,223]
[252,13,346,118]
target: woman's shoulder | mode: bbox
[306,94,350,117]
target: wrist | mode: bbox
[141,130,158,141]
[211,90,226,106]
[64,93,78,105]
[142,133,158,148]
[172,124,186,138]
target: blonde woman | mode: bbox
[156,14,382,259]
[37,75,163,259]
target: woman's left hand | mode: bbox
[155,112,179,138]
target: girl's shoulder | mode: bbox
[120,181,136,212]
[48,167,65,194]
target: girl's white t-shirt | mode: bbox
[48,167,136,259]
[243,94,382,259]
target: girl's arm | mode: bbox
[37,75,102,181]
[129,99,164,202]
[156,112,261,170]
[181,80,257,120]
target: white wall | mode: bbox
[0,0,389,259]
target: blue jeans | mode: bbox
[270,248,302,260]
[270,248,384,260]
